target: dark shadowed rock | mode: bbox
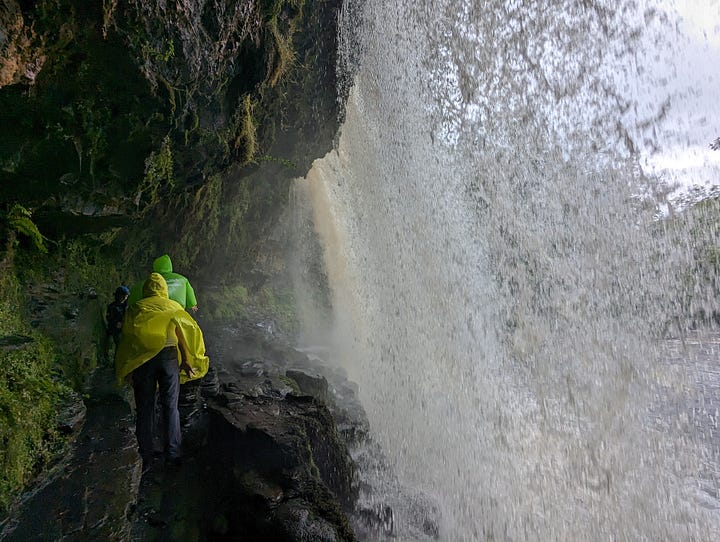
[272,498,344,541]
[205,379,358,541]
[0,334,34,350]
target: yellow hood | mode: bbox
[115,273,209,385]
[143,270,169,298]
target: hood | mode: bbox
[153,254,173,274]
[142,272,169,299]
[114,285,130,301]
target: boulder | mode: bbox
[286,368,330,403]
[205,384,358,541]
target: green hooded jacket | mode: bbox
[127,254,198,310]
[115,273,209,385]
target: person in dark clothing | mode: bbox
[106,285,130,350]
[131,347,184,465]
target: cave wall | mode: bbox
[0,0,342,280]
[0,0,343,515]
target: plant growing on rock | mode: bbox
[1,205,48,254]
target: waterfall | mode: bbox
[294,0,720,539]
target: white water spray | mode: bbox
[295,0,720,539]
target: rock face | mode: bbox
[129,321,361,541]
[204,382,357,541]
[0,366,140,541]
[1,0,349,531]
[0,0,344,284]
[0,321,364,541]
[0,0,46,87]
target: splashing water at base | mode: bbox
[293,0,720,539]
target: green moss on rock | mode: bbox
[0,250,75,515]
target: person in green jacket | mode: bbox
[128,254,198,312]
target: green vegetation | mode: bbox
[0,0,340,517]
[133,135,176,222]
[203,283,298,335]
[238,95,258,165]
[204,284,250,322]
[0,249,74,514]
[258,155,297,169]
[3,205,49,254]
[255,286,298,334]
[663,196,720,324]
[266,15,298,88]
[278,374,301,394]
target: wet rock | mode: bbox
[0,334,34,350]
[265,342,312,367]
[422,516,441,538]
[206,385,358,541]
[286,369,329,403]
[55,390,86,436]
[255,319,277,338]
[82,203,99,216]
[0,367,140,541]
[0,0,46,87]
[237,470,285,504]
[240,359,266,377]
[62,306,80,320]
[272,498,344,541]
[4,321,371,542]
[356,504,395,537]
[27,296,49,315]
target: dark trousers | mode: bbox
[132,347,181,461]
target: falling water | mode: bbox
[294,0,720,539]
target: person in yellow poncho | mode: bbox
[115,272,209,467]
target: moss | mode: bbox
[245,286,298,335]
[0,244,23,335]
[3,205,49,254]
[257,154,296,169]
[135,135,175,216]
[3,0,339,292]
[204,283,250,322]
[0,11,168,207]
[0,252,74,515]
[15,239,124,390]
[278,374,301,394]
[265,16,297,88]
[291,477,356,541]
[236,95,258,165]
[202,282,298,332]
[54,239,123,295]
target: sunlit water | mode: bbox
[292,0,720,539]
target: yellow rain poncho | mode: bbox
[115,273,209,386]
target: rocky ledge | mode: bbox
[0,321,385,541]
